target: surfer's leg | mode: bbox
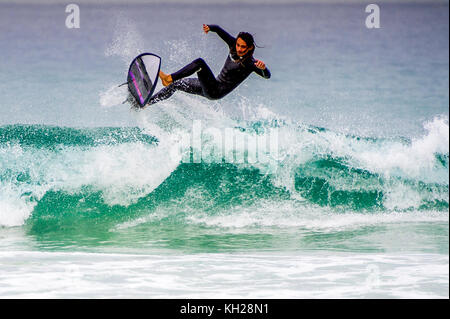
[147,78,203,105]
[171,58,220,98]
[170,58,216,82]
[149,58,220,105]
[195,60,221,98]
[159,58,213,87]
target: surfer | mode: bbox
[147,24,270,106]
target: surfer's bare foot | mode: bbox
[159,71,173,86]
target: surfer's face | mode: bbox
[236,37,253,57]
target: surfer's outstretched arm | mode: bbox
[203,24,236,48]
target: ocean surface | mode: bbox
[0,0,448,298]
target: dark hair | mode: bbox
[236,32,255,57]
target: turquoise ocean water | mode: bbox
[0,1,448,298]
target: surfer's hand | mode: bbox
[254,59,266,70]
[203,24,210,34]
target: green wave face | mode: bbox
[25,163,291,249]
[0,124,158,148]
[295,156,448,211]
[0,123,448,251]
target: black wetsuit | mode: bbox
[147,25,271,105]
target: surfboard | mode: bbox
[125,53,161,108]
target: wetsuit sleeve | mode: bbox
[252,62,271,79]
[207,24,236,48]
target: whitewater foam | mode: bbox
[356,117,449,181]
